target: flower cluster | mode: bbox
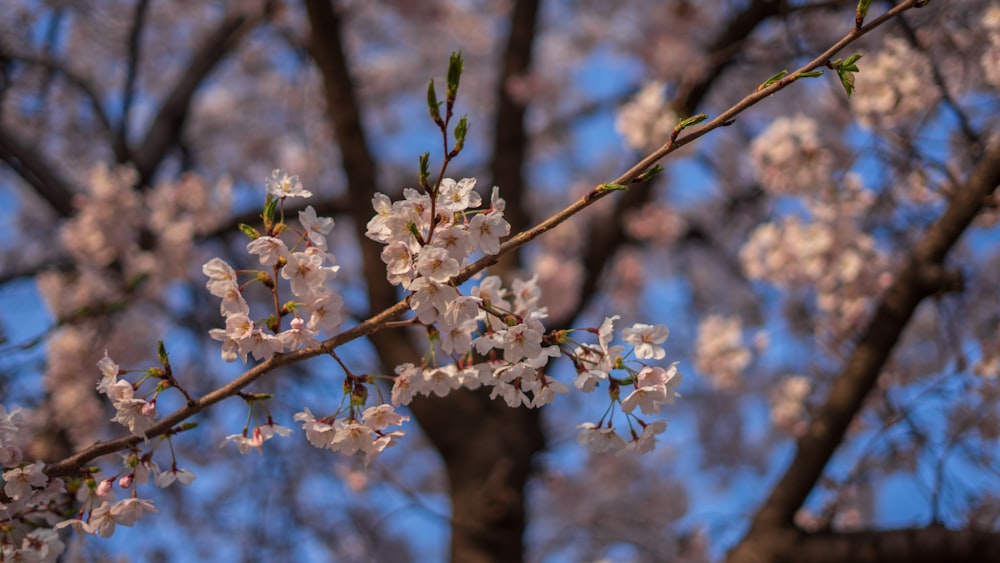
[573,317,682,454]
[750,114,834,197]
[205,169,343,364]
[694,315,754,391]
[770,375,812,436]
[1,408,70,560]
[53,352,200,540]
[363,181,682,452]
[614,80,677,150]
[852,37,938,128]
[294,405,410,464]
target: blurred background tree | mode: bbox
[1,0,999,561]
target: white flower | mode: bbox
[468,211,510,255]
[429,225,472,262]
[501,322,544,363]
[246,236,289,266]
[299,205,334,249]
[108,381,156,436]
[415,246,460,282]
[294,408,339,449]
[365,193,394,242]
[266,169,312,198]
[361,404,410,431]
[203,257,239,296]
[281,251,328,298]
[408,277,456,324]
[576,422,626,453]
[279,316,319,350]
[242,330,283,361]
[622,323,669,360]
[96,351,120,394]
[330,422,377,456]
[437,177,481,212]
[153,466,196,488]
[621,384,668,415]
[109,497,157,526]
[3,462,47,500]
[223,313,255,341]
[305,294,344,334]
[391,364,421,406]
[625,420,668,454]
[597,316,619,356]
[423,365,462,397]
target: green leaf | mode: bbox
[262,194,278,228]
[797,70,824,79]
[446,51,464,105]
[597,183,629,193]
[452,115,469,154]
[157,340,169,369]
[427,79,443,124]
[758,70,788,91]
[418,152,431,188]
[239,223,260,240]
[833,54,863,97]
[856,0,872,27]
[677,113,709,130]
[634,164,665,183]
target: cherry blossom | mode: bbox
[622,323,669,360]
[265,169,313,199]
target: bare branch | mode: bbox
[131,8,268,184]
[116,0,150,163]
[0,50,115,146]
[0,122,77,217]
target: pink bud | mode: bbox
[96,478,114,497]
[119,473,134,488]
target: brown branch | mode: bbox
[116,0,150,163]
[0,122,77,217]
[729,136,1000,562]
[0,52,119,159]
[130,8,268,185]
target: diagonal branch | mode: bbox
[130,8,268,184]
[116,0,150,163]
[0,122,77,217]
[729,137,1000,562]
[0,50,116,154]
